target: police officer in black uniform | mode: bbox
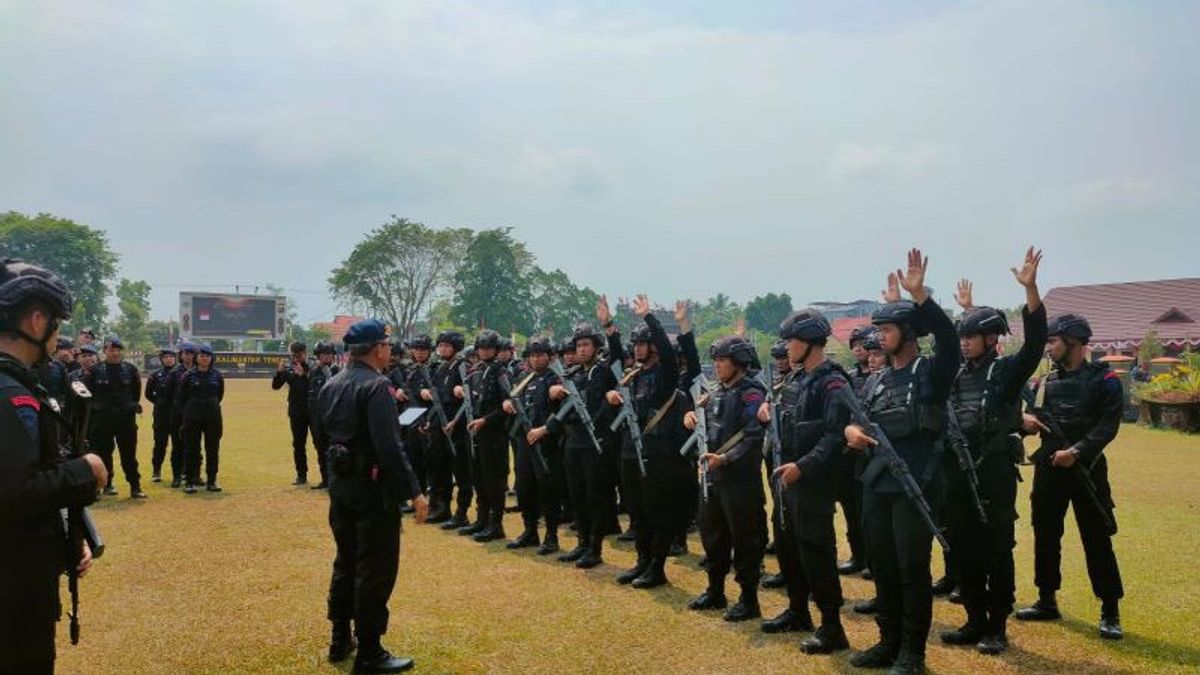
[145,347,178,484]
[605,295,689,589]
[843,250,960,674]
[307,341,341,490]
[168,342,198,488]
[940,249,1047,655]
[838,326,874,576]
[767,309,854,653]
[1015,313,1125,640]
[502,336,563,553]
[459,330,509,543]
[319,319,428,673]
[684,335,768,622]
[760,339,792,591]
[273,341,313,485]
[546,322,619,569]
[427,331,473,530]
[83,336,146,499]
[38,337,74,406]
[179,343,225,493]
[0,259,109,675]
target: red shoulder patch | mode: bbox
[825,379,846,391]
[1104,372,1119,380]
[742,390,764,405]
[10,395,40,411]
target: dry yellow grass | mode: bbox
[54,378,1200,674]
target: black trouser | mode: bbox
[946,453,1019,620]
[309,414,331,485]
[515,438,561,533]
[863,487,937,658]
[1,550,61,675]
[783,491,845,621]
[933,472,957,584]
[476,428,509,521]
[600,439,623,536]
[402,426,428,494]
[170,417,187,482]
[151,409,176,477]
[641,453,693,562]
[91,412,141,488]
[563,442,616,547]
[555,437,574,522]
[0,619,54,675]
[426,426,453,506]
[620,455,645,543]
[447,426,475,518]
[836,457,866,563]
[184,407,223,484]
[289,413,311,478]
[1030,461,1123,602]
[699,476,767,593]
[327,497,402,639]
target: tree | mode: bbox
[0,211,119,330]
[526,267,599,337]
[1139,328,1165,365]
[745,292,793,334]
[451,228,532,333]
[111,278,152,351]
[693,293,742,335]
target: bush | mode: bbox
[1134,352,1200,403]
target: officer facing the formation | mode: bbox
[501,335,564,554]
[38,337,74,405]
[318,318,428,674]
[73,344,99,380]
[1016,312,1125,640]
[0,258,107,673]
[684,335,768,622]
[546,321,619,569]
[273,341,313,485]
[178,343,225,493]
[83,336,146,499]
[424,331,472,529]
[940,248,1047,655]
[764,310,853,653]
[605,295,688,589]
[307,341,341,490]
[169,342,198,488]
[145,347,179,484]
[457,330,509,542]
[843,249,961,675]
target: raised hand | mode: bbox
[955,279,974,311]
[1012,246,1043,288]
[596,294,612,325]
[735,316,746,337]
[896,248,929,304]
[675,300,692,334]
[882,272,902,303]
[633,294,651,317]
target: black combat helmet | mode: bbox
[405,334,433,350]
[630,323,653,344]
[498,337,514,352]
[849,325,874,347]
[871,301,929,338]
[709,335,758,368]
[778,309,832,342]
[390,340,405,357]
[770,340,788,360]
[571,322,604,348]
[314,340,337,355]
[525,336,555,355]
[0,258,74,326]
[436,330,465,352]
[958,307,1010,337]
[1047,314,1092,343]
[475,329,502,350]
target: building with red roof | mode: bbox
[1043,278,1200,354]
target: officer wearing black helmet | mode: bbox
[0,258,107,673]
[307,341,341,490]
[604,295,689,588]
[683,334,768,622]
[765,308,854,653]
[760,340,792,591]
[937,250,1047,655]
[83,336,146,499]
[273,341,314,485]
[501,335,564,553]
[397,335,434,504]
[546,317,619,569]
[318,319,427,673]
[179,343,225,493]
[1015,311,1125,641]
[836,326,873,577]
[455,329,509,543]
[425,330,472,529]
[843,249,961,674]
[145,347,179,483]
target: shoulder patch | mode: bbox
[825,379,847,391]
[1104,371,1119,381]
[10,394,40,411]
[742,390,764,405]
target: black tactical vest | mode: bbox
[866,357,944,441]
[951,357,1021,438]
[1042,362,1107,445]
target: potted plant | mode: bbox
[1132,354,1200,432]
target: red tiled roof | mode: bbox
[314,315,366,343]
[1043,278,1200,348]
[831,316,872,347]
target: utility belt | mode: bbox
[328,444,394,508]
[872,403,944,441]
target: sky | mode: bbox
[2,0,1197,325]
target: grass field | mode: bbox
[55,378,1200,674]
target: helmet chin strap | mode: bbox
[796,343,814,369]
[15,316,58,366]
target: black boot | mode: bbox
[976,613,1009,655]
[849,641,899,669]
[854,597,879,615]
[170,477,182,488]
[801,621,850,654]
[426,498,451,523]
[575,534,603,569]
[558,536,589,563]
[760,607,813,634]
[888,650,925,675]
[506,528,540,550]
[617,527,638,543]
[311,480,329,490]
[723,587,761,622]
[328,621,356,663]
[293,474,307,486]
[838,558,865,575]
[688,587,728,611]
[931,575,956,596]
[353,650,414,674]
[760,572,787,589]
[151,469,162,483]
[940,610,988,645]
[473,510,504,542]
[441,512,469,531]
[617,556,650,585]
[1015,592,1061,622]
[458,513,488,536]
[183,483,198,494]
[632,558,668,589]
[130,483,148,499]
[537,526,560,555]
[1099,600,1123,640]
[206,482,223,492]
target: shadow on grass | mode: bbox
[1057,614,1200,670]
